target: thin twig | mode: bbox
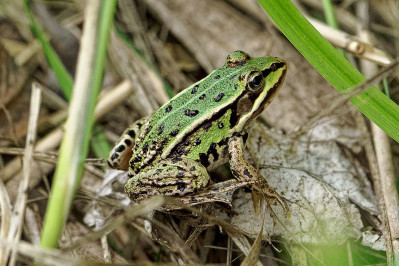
[0,178,11,265]
[7,82,41,266]
[289,60,399,139]
[356,2,398,262]
[1,80,133,202]
[228,0,391,66]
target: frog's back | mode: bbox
[128,51,285,173]
[130,65,244,172]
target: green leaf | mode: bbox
[23,0,73,100]
[258,0,399,143]
[40,0,118,248]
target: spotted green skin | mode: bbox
[108,51,287,203]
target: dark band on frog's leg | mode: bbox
[107,117,149,170]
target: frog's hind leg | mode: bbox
[107,117,148,170]
[124,158,210,201]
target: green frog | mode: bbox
[108,51,288,211]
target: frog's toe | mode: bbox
[251,181,290,217]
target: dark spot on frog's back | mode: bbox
[133,155,142,163]
[225,51,251,68]
[170,129,179,136]
[199,94,206,100]
[218,122,224,129]
[142,143,149,153]
[144,125,152,135]
[191,85,199,94]
[208,142,219,161]
[158,124,164,135]
[165,105,173,113]
[175,145,185,155]
[203,122,212,130]
[195,138,201,145]
[214,93,225,102]
[199,153,210,167]
[215,74,220,79]
[210,142,216,149]
[184,109,199,117]
[191,84,199,94]
[218,137,228,147]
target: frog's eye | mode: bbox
[247,71,264,92]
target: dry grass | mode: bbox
[0,0,398,265]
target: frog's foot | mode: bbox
[251,179,290,217]
[177,179,249,207]
[125,158,210,202]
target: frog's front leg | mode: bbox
[107,117,148,170]
[228,134,289,214]
[125,158,210,202]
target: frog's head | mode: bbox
[226,51,287,132]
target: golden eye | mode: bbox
[247,71,264,91]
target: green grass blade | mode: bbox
[322,0,339,29]
[40,0,117,248]
[23,0,73,100]
[321,0,345,57]
[258,0,399,143]
[91,125,112,161]
[24,1,112,161]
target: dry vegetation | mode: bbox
[0,0,398,265]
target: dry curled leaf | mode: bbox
[230,123,383,249]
